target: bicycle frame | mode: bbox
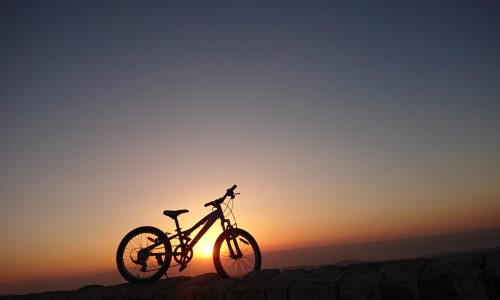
[144,205,238,257]
[169,208,227,251]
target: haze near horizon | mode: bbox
[1,0,500,286]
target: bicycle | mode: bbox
[116,185,261,284]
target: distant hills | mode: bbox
[263,227,500,270]
[2,227,500,295]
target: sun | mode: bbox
[195,239,214,257]
[195,230,218,258]
[200,245,212,257]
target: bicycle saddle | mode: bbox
[163,209,189,219]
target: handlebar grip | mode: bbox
[227,185,237,199]
[204,202,211,207]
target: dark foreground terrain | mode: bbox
[2,248,500,300]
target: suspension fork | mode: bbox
[222,220,243,258]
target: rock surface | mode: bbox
[2,248,499,300]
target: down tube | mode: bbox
[186,210,219,252]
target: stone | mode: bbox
[378,259,424,300]
[223,269,281,300]
[225,282,266,300]
[269,268,307,283]
[485,247,500,299]
[338,270,383,300]
[419,252,489,300]
[264,283,289,300]
[288,265,341,300]
[191,278,235,300]
[244,269,280,281]
[187,273,220,285]
[288,283,337,300]
[306,265,342,285]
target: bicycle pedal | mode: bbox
[179,264,187,272]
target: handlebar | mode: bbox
[204,185,238,207]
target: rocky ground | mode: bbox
[2,247,499,300]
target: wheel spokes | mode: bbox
[121,232,167,279]
[219,233,256,278]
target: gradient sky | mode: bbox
[1,0,500,282]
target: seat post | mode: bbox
[174,217,182,234]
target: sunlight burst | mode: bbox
[200,245,212,257]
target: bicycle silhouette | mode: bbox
[116,185,261,284]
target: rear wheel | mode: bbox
[116,226,171,284]
[213,228,261,279]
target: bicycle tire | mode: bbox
[116,226,171,285]
[213,228,261,279]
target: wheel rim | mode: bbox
[121,231,167,280]
[218,234,257,278]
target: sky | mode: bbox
[1,0,500,283]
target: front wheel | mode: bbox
[213,228,261,279]
[116,226,172,285]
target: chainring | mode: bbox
[173,245,193,264]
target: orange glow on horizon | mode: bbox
[2,181,500,285]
